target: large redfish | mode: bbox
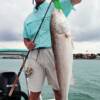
[50,9,73,100]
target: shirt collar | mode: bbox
[34,1,47,12]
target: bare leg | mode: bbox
[53,89,61,100]
[29,91,41,100]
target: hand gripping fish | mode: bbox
[50,9,73,100]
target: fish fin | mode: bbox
[65,33,68,38]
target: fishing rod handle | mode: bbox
[8,76,19,96]
[8,51,30,96]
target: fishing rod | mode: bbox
[8,0,53,96]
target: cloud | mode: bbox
[68,0,100,42]
[0,0,33,41]
[73,28,100,42]
[0,30,22,41]
[0,0,100,42]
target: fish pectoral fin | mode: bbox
[65,32,71,38]
[65,33,68,38]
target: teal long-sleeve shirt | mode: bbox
[23,0,74,48]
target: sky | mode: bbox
[0,0,100,53]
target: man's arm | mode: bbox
[23,23,35,50]
[24,38,35,50]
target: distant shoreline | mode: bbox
[0,50,100,60]
[73,53,100,59]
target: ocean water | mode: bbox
[0,58,100,100]
[69,60,100,100]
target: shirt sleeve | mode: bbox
[23,22,29,39]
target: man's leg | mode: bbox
[53,89,61,100]
[29,91,41,100]
[25,50,45,100]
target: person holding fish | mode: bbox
[23,0,81,100]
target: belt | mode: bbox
[37,47,51,49]
[32,47,51,50]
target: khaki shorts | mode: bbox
[24,48,59,92]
